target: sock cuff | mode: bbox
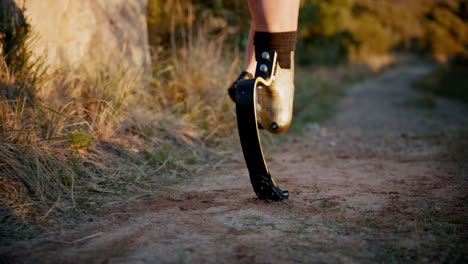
[253,31,297,52]
[254,31,297,69]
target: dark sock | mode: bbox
[253,31,297,69]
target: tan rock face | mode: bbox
[14,0,150,72]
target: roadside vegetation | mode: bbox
[1,1,240,242]
[413,55,468,105]
[1,0,467,243]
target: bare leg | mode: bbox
[245,25,256,75]
[248,0,300,32]
[244,0,300,73]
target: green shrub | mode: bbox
[414,55,468,104]
[66,129,96,151]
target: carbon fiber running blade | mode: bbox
[235,79,288,201]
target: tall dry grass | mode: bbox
[150,27,240,145]
[0,56,142,223]
[1,12,241,239]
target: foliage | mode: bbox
[414,54,468,104]
[147,0,467,66]
[424,2,468,62]
[0,0,30,72]
[0,1,46,101]
[147,0,248,60]
[298,0,353,65]
[66,129,96,151]
[297,0,468,65]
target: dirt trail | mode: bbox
[4,66,468,263]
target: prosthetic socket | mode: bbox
[254,32,296,134]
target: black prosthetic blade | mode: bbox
[235,79,288,201]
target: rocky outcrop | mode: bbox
[13,0,150,72]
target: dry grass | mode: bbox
[0,2,377,244]
[149,26,240,146]
[0,15,241,242]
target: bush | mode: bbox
[414,54,468,104]
[298,0,468,65]
[424,3,468,62]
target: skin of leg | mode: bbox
[248,0,300,32]
[244,0,300,72]
[245,25,256,74]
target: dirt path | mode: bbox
[4,66,468,263]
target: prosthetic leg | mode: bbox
[235,50,292,201]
